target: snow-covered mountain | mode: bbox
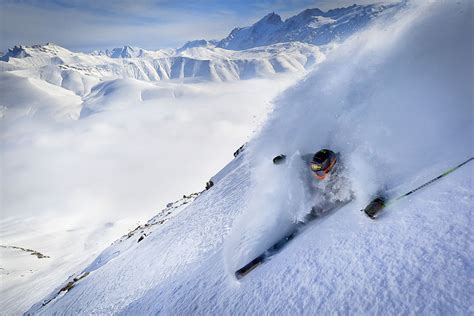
[0,41,323,121]
[217,3,401,50]
[0,42,322,94]
[0,42,323,121]
[24,1,473,314]
[89,45,173,59]
[0,3,402,97]
[177,39,219,52]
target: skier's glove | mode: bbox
[273,154,286,165]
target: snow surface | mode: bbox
[25,1,473,314]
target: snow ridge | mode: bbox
[0,42,322,94]
[0,41,322,120]
[217,3,402,50]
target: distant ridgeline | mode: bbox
[217,3,401,50]
[0,3,401,87]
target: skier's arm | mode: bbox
[273,153,313,165]
[273,154,286,164]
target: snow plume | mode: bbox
[224,151,312,272]
[226,0,473,267]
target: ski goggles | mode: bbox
[310,157,337,180]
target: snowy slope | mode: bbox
[27,1,473,314]
[1,75,299,315]
[217,3,401,50]
[0,72,82,121]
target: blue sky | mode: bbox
[0,0,388,52]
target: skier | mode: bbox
[274,149,353,217]
[305,150,385,219]
[307,149,338,180]
[236,149,353,279]
[306,149,354,216]
[273,149,338,180]
[273,149,338,179]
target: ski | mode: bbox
[235,201,351,279]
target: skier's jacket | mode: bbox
[300,152,354,213]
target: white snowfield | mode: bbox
[26,1,473,314]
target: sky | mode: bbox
[0,0,391,53]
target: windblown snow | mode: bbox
[23,1,473,315]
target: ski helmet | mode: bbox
[310,149,337,180]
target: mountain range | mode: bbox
[0,3,401,121]
[0,3,400,89]
[217,3,400,50]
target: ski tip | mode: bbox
[234,256,265,280]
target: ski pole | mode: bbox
[388,157,474,205]
[363,157,473,218]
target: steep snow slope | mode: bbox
[28,1,473,314]
[0,216,133,316]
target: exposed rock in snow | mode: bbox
[177,39,219,52]
[0,245,50,259]
[109,46,145,59]
[90,46,175,59]
[0,43,72,62]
